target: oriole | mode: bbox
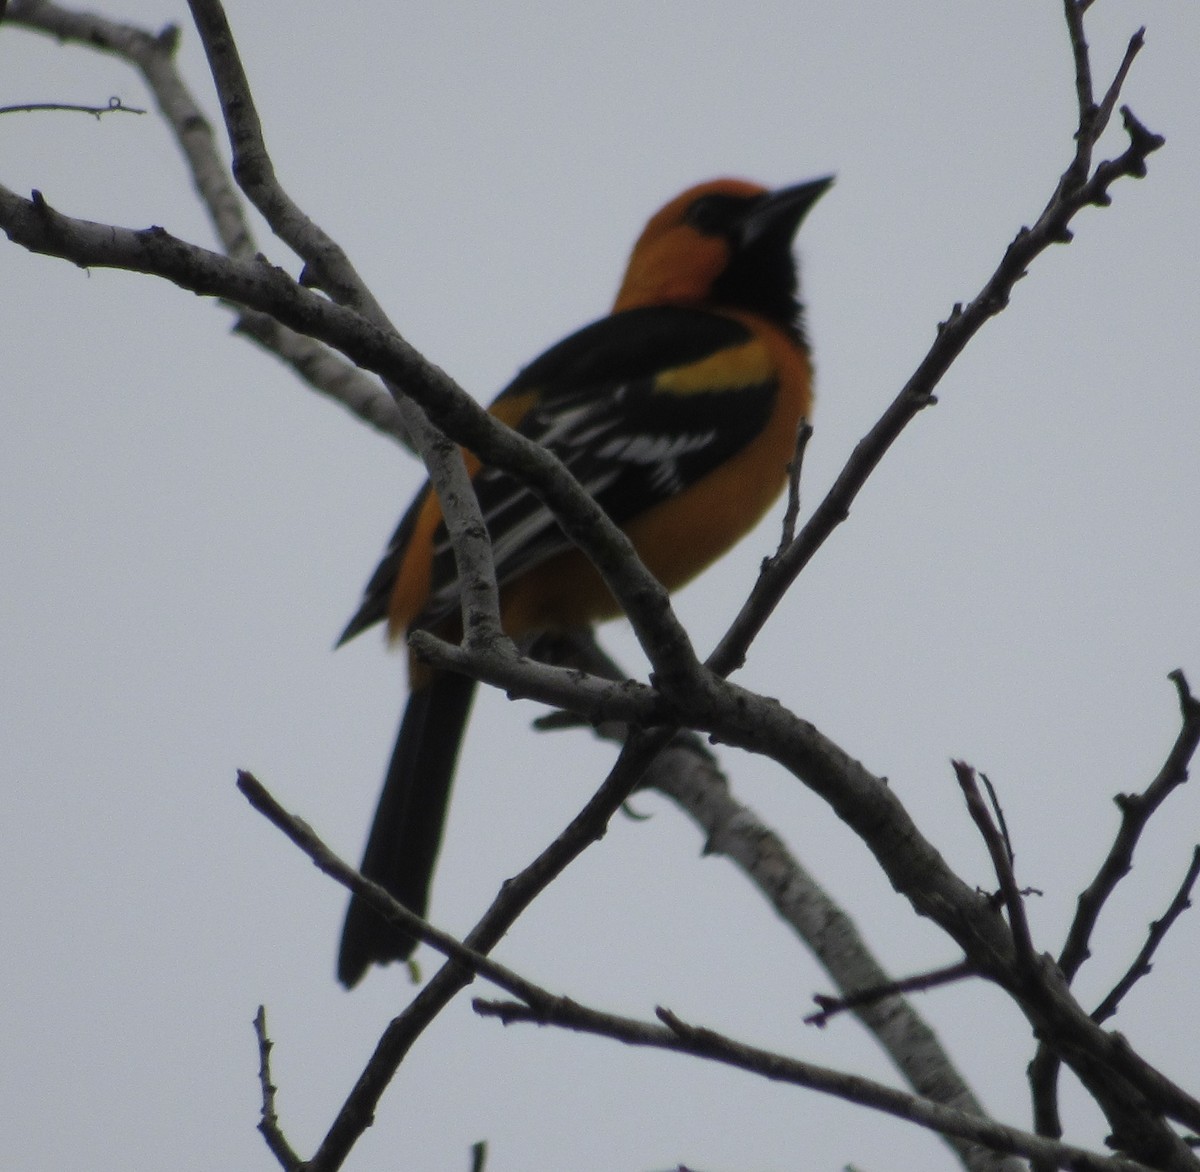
[336,176,832,987]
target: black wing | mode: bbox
[340,305,778,641]
[422,306,777,628]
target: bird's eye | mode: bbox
[684,193,746,236]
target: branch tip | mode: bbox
[155,22,181,51]
[1168,669,1199,718]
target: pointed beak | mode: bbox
[742,175,834,246]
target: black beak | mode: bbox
[741,175,835,247]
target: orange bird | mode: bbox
[337,176,832,986]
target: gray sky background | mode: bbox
[3,3,1199,1170]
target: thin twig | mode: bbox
[1062,0,1097,186]
[978,774,1018,871]
[237,772,553,999]
[244,756,1158,1172]
[529,629,1025,1172]
[6,0,408,440]
[0,95,144,116]
[1092,846,1200,1025]
[185,0,716,701]
[706,12,1161,679]
[771,418,812,557]
[805,960,976,1027]
[237,736,679,1172]
[953,761,1037,971]
[1059,671,1200,982]
[252,1007,303,1171]
[308,728,674,1171]
[185,0,514,662]
[1095,30,1146,141]
[1031,671,1200,1170]
[472,997,1156,1172]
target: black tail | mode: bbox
[337,670,477,987]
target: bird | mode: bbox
[336,175,832,987]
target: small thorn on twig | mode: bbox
[937,303,964,335]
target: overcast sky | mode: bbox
[3,3,1199,1170]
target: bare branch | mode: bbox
[252,1007,303,1172]
[1031,673,1200,1167]
[237,768,625,1019]
[7,0,409,439]
[1095,31,1147,141]
[238,727,671,1172]
[695,672,1200,1164]
[180,0,512,659]
[707,19,1161,679]
[1062,0,1097,184]
[185,0,356,293]
[532,631,1022,1172]
[7,0,715,700]
[306,727,673,1171]
[771,418,812,557]
[232,310,408,439]
[1030,1046,1067,1172]
[1092,846,1200,1026]
[242,742,1179,1172]
[473,996,1156,1172]
[954,762,1037,971]
[1059,672,1200,983]
[0,175,719,706]
[0,94,144,116]
[805,961,976,1028]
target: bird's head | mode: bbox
[613,176,833,334]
